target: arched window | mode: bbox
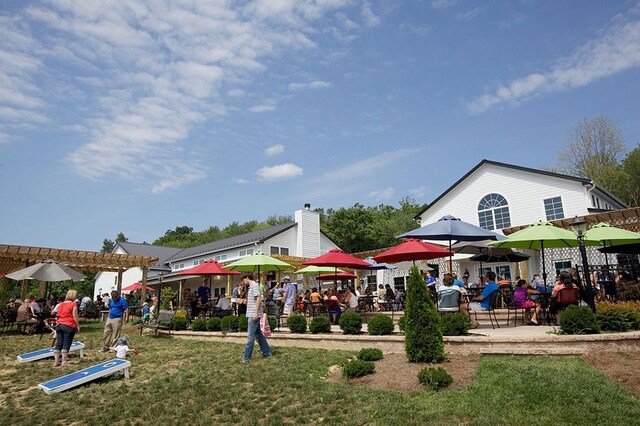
[478,193,511,230]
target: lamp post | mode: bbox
[570,216,596,312]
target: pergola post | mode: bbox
[178,279,184,306]
[116,268,123,293]
[226,276,232,300]
[0,277,7,305]
[141,266,148,303]
[38,280,46,299]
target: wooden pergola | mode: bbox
[0,244,159,303]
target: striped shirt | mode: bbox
[246,281,263,318]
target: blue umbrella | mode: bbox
[398,215,502,272]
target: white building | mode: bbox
[94,204,340,298]
[412,159,627,282]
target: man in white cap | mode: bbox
[281,276,297,315]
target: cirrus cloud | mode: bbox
[265,144,285,156]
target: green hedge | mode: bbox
[207,317,222,331]
[560,305,600,334]
[596,302,640,332]
[441,313,471,336]
[309,316,332,333]
[339,312,362,334]
[221,315,239,332]
[358,348,383,361]
[343,360,375,378]
[238,315,248,332]
[286,314,307,333]
[190,318,208,332]
[367,315,394,335]
[398,315,406,332]
[418,367,452,391]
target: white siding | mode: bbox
[93,246,143,299]
[264,227,297,256]
[295,208,321,258]
[420,164,592,228]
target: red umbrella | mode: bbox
[122,282,155,292]
[316,272,357,281]
[303,249,370,269]
[373,239,452,264]
[178,260,241,277]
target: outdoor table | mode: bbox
[357,295,375,312]
[100,310,109,322]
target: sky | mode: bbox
[1,0,640,252]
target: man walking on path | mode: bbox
[101,290,128,352]
[242,273,272,363]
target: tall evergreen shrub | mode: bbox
[404,265,445,362]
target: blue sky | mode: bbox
[1,0,640,251]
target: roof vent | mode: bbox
[304,203,311,210]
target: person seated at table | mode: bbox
[336,289,344,302]
[438,273,478,328]
[215,291,231,312]
[513,279,539,325]
[324,288,342,324]
[452,273,464,288]
[375,284,385,311]
[385,284,395,301]
[309,288,322,304]
[16,298,38,334]
[344,286,359,313]
[550,271,580,322]
[468,271,499,313]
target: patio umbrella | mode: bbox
[598,243,640,254]
[294,265,343,275]
[398,215,502,272]
[303,249,370,284]
[487,221,591,285]
[121,282,156,292]
[469,251,530,263]
[316,272,357,281]
[225,252,293,282]
[585,223,640,277]
[363,257,397,271]
[6,259,86,282]
[373,239,451,265]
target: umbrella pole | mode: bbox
[540,240,547,292]
[448,239,453,273]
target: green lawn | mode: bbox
[1,322,638,426]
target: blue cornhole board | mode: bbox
[17,341,85,363]
[38,359,131,395]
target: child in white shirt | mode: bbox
[111,336,132,359]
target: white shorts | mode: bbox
[283,303,294,315]
[468,302,487,312]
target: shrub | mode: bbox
[367,314,394,335]
[618,280,640,301]
[560,305,600,334]
[418,367,453,391]
[441,313,471,336]
[358,348,383,361]
[238,315,248,332]
[343,360,375,378]
[398,315,407,332]
[190,318,208,332]
[619,301,640,329]
[404,265,445,362]
[268,315,277,332]
[339,312,362,334]
[207,317,222,331]
[287,314,307,333]
[171,316,188,331]
[161,286,177,310]
[309,316,332,333]
[596,303,631,332]
[221,315,239,332]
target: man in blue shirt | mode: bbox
[469,271,499,311]
[197,279,211,305]
[424,271,436,286]
[452,273,464,288]
[101,290,128,352]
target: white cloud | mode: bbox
[249,98,277,113]
[3,1,354,192]
[431,0,457,10]
[466,11,640,114]
[361,1,380,28]
[265,144,285,156]
[233,178,251,184]
[288,80,331,91]
[369,187,394,200]
[256,163,303,181]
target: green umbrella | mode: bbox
[584,223,640,246]
[294,265,343,274]
[225,252,293,282]
[488,221,597,285]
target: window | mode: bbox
[239,248,255,257]
[193,260,198,266]
[394,276,405,291]
[554,260,572,274]
[477,193,511,230]
[270,246,289,256]
[544,196,564,220]
[214,254,227,261]
[179,263,184,269]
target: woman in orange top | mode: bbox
[54,289,80,367]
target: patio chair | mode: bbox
[502,289,524,327]
[437,291,461,316]
[471,290,500,330]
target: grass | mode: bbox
[1,321,639,425]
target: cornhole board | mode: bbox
[38,359,131,395]
[17,341,85,363]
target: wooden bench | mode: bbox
[140,309,175,336]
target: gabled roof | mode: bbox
[414,159,625,219]
[116,242,182,269]
[165,222,297,262]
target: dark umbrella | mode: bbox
[398,215,502,272]
[469,252,530,263]
[373,239,451,265]
[598,243,640,254]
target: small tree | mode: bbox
[404,265,445,362]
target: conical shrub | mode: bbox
[404,265,445,362]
